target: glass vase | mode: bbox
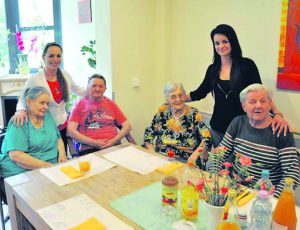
[17,53,30,75]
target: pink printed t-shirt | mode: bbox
[69,97,127,146]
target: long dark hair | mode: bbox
[210,24,243,66]
[42,42,69,102]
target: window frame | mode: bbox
[5,0,62,73]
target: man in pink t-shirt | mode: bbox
[67,74,132,155]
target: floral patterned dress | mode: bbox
[144,105,212,161]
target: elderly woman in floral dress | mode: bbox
[144,82,212,166]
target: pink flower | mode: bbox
[15,31,26,52]
[198,178,204,185]
[245,176,254,182]
[219,169,230,177]
[239,155,252,166]
[233,173,238,180]
[223,162,233,168]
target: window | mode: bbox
[4,0,62,73]
[0,0,9,75]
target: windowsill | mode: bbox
[0,74,29,80]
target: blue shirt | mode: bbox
[0,111,60,178]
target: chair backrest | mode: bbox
[0,134,5,151]
[114,121,137,144]
[67,121,137,157]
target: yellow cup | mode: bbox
[78,157,91,172]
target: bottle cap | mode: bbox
[261,170,270,178]
[258,190,269,199]
[162,176,178,186]
[172,220,196,230]
[285,177,293,185]
[187,161,195,167]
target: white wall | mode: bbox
[2,1,298,143]
[166,0,300,130]
[109,0,165,144]
[90,0,300,144]
[61,0,96,87]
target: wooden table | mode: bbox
[4,144,173,230]
[4,144,300,229]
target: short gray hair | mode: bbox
[23,86,50,109]
[163,82,186,99]
[239,83,273,104]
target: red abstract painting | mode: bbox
[277,0,300,91]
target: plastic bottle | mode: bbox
[272,177,297,230]
[217,189,241,230]
[249,190,272,230]
[181,161,200,221]
[254,170,274,195]
[161,151,178,215]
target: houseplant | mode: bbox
[80,40,96,69]
[66,40,97,112]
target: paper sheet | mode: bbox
[37,194,134,230]
[102,146,166,175]
[40,154,116,186]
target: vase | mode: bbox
[203,201,224,230]
[17,53,30,75]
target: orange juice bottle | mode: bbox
[272,177,297,230]
[217,189,241,230]
[181,161,200,221]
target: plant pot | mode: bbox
[17,53,30,75]
[203,201,224,230]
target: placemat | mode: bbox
[110,182,209,230]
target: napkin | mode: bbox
[238,192,255,207]
[156,162,183,175]
[60,166,84,179]
[68,217,106,230]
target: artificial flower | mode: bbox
[239,155,252,166]
[223,162,233,168]
[219,169,230,177]
[194,147,254,206]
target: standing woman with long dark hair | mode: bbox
[13,42,85,151]
[186,24,289,147]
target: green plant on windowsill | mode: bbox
[80,40,96,69]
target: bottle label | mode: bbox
[162,183,178,206]
[272,221,288,230]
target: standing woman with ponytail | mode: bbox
[13,42,85,151]
[186,24,290,148]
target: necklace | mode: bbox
[217,83,232,99]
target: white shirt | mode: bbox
[16,70,85,126]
